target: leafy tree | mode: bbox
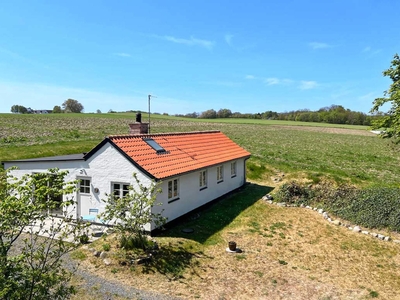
[0,168,88,299]
[10,105,28,114]
[100,173,166,250]
[96,109,102,114]
[217,108,232,118]
[370,54,400,142]
[62,99,84,113]
[53,105,62,113]
[199,109,217,119]
[184,112,199,118]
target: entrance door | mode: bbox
[77,178,92,219]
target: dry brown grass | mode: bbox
[74,194,400,300]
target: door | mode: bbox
[77,178,92,219]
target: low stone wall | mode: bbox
[262,194,400,244]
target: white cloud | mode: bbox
[309,42,331,49]
[225,34,234,46]
[114,53,131,57]
[155,35,215,49]
[264,78,293,86]
[265,77,280,85]
[362,46,371,52]
[362,46,381,56]
[358,92,378,101]
[245,75,255,80]
[299,81,318,90]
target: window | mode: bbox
[112,183,130,198]
[199,170,207,190]
[32,172,63,215]
[217,165,223,182]
[231,161,237,177]
[79,179,91,194]
[143,138,166,154]
[168,178,179,200]
[48,174,63,214]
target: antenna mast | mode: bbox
[148,94,157,133]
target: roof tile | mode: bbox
[108,131,250,179]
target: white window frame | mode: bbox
[168,178,179,202]
[217,165,224,183]
[111,182,130,198]
[231,161,237,178]
[199,170,207,190]
[79,178,91,194]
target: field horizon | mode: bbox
[0,113,397,186]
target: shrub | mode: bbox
[274,181,313,205]
[102,243,111,252]
[334,187,400,231]
[275,180,400,232]
[79,234,90,244]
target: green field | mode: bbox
[1,113,398,186]
[3,113,400,299]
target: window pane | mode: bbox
[168,181,172,198]
[123,184,130,197]
[173,179,178,197]
[80,179,91,193]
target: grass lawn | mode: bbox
[75,182,400,299]
[2,113,400,298]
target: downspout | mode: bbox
[243,157,250,186]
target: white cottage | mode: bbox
[2,130,251,231]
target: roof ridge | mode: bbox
[108,130,221,139]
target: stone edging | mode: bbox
[262,195,400,245]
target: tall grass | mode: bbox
[1,113,399,186]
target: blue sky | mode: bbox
[0,0,399,115]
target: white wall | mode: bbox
[4,159,88,218]
[153,158,247,225]
[4,146,248,232]
[3,143,153,229]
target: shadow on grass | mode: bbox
[141,242,212,281]
[157,182,273,244]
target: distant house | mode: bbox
[2,127,251,231]
[33,109,52,114]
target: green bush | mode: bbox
[275,181,400,231]
[120,235,152,250]
[274,181,313,205]
[79,233,90,244]
[102,243,111,252]
[333,188,400,231]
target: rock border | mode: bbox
[262,194,400,245]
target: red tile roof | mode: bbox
[107,130,251,179]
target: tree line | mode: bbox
[11,99,84,114]
[176,105,375,126]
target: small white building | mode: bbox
[2,130,251,231]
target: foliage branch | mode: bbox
[100,173,166,250]
[370,53,400,142]
[0,168,89,300]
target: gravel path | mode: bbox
[68,258,181,300]
[9,234,182,300]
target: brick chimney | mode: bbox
[129,112,149,134]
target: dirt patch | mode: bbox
[272,125,375,136]
[76,203,400,300]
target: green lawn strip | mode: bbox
[0,140,98,163]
